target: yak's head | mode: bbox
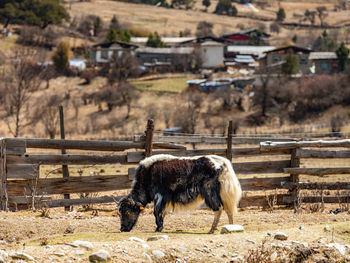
[118,196,144,232]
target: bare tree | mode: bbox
[0,49,43,137]
[173,91,203,134]
[304,9,316,25]
[31,95,63,139]
[316,6,328,27]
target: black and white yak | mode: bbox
[118,154,242,233]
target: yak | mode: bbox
[118,154,242,233]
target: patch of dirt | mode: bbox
[0,206,349,262]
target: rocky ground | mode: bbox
[0,206,349,262]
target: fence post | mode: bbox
[290,148,300,212]
[0,139,8,211]
[226,120,233,161]
[144,119,154,158]
[59,105,70,211]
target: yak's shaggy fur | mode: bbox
[118,154,242,233]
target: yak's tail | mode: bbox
[209,155,242,215]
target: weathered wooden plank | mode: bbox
[128,168,136,180]
[153,142,186,150]
[3,138,26,155]
[239,194,290,207]
[261,139,350,151]
[45,195,124,208]
[127,148,289,163]
[8,195,52,205]
[0,139,8,210]
[233,160,290,174]
[284,167,350,176]
[283,195,350,204]
[7,164,39,179]
[282,181,350,190]
[296,149,350,158]
[148,136,294,145]
[7,154,128,165]
[240,177,290,191]
[24,138,144,151]
[127,160,290,177]
[7,174,132,195]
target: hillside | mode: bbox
[68,0,348,37]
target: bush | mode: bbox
[215,0,237,16]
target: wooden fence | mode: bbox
[0,121,349,211]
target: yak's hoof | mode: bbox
[155,227,163,232]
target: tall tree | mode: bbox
[0,49,43,137]
[276,7,286,22]
[0,0,69,28]
[52,41,70,73]
[304,9,316,25]
[316,6,328,27]
[109,15,120,31]
[282,54,298,75]
[336,42,350,72]
[202,0,211,10]
[146,32,165,47]
[106,28,117,42]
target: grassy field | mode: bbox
[131,75,195,93]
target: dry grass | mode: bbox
[68,0,347,38]
[131,75,195,93]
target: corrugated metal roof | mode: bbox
[309,52,337,60]
[131,37,195,44]
[227,45,276,56]
[234,55,255,63]
[136,46,194,54]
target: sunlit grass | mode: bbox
[131,76,195,93]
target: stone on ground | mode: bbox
[10,252,35,261]
[89,249,111,262]
[68,240,94,250]
[147,235,169,241]
[152,250,165,259]
[129,237,146,243]
[221,224,244,234]
[274,232,288,241]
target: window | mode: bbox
[100,50,109,60]
[272,55,281,63]
[320,62,329,71]
[299,57,308,65]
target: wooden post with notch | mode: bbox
[290,148,300,212]
[59,106,70,211]
[226,120,233,161]
[0,139,8,211]
[144,119,154,158]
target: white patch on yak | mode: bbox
[139,154,202,168]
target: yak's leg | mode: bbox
[224,207,233,224]
[208,208,222,234]
[154,193,167,232]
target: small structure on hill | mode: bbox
[135,46,194,72]
[221,29,271,45]
[260,45,312,75]
[309,52,350,74]
[90,41,138,65]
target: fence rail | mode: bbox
[0,121,349,211]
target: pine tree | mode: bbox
[276,7,286,22]
[52,41,70,73]
[336,42,350,71]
